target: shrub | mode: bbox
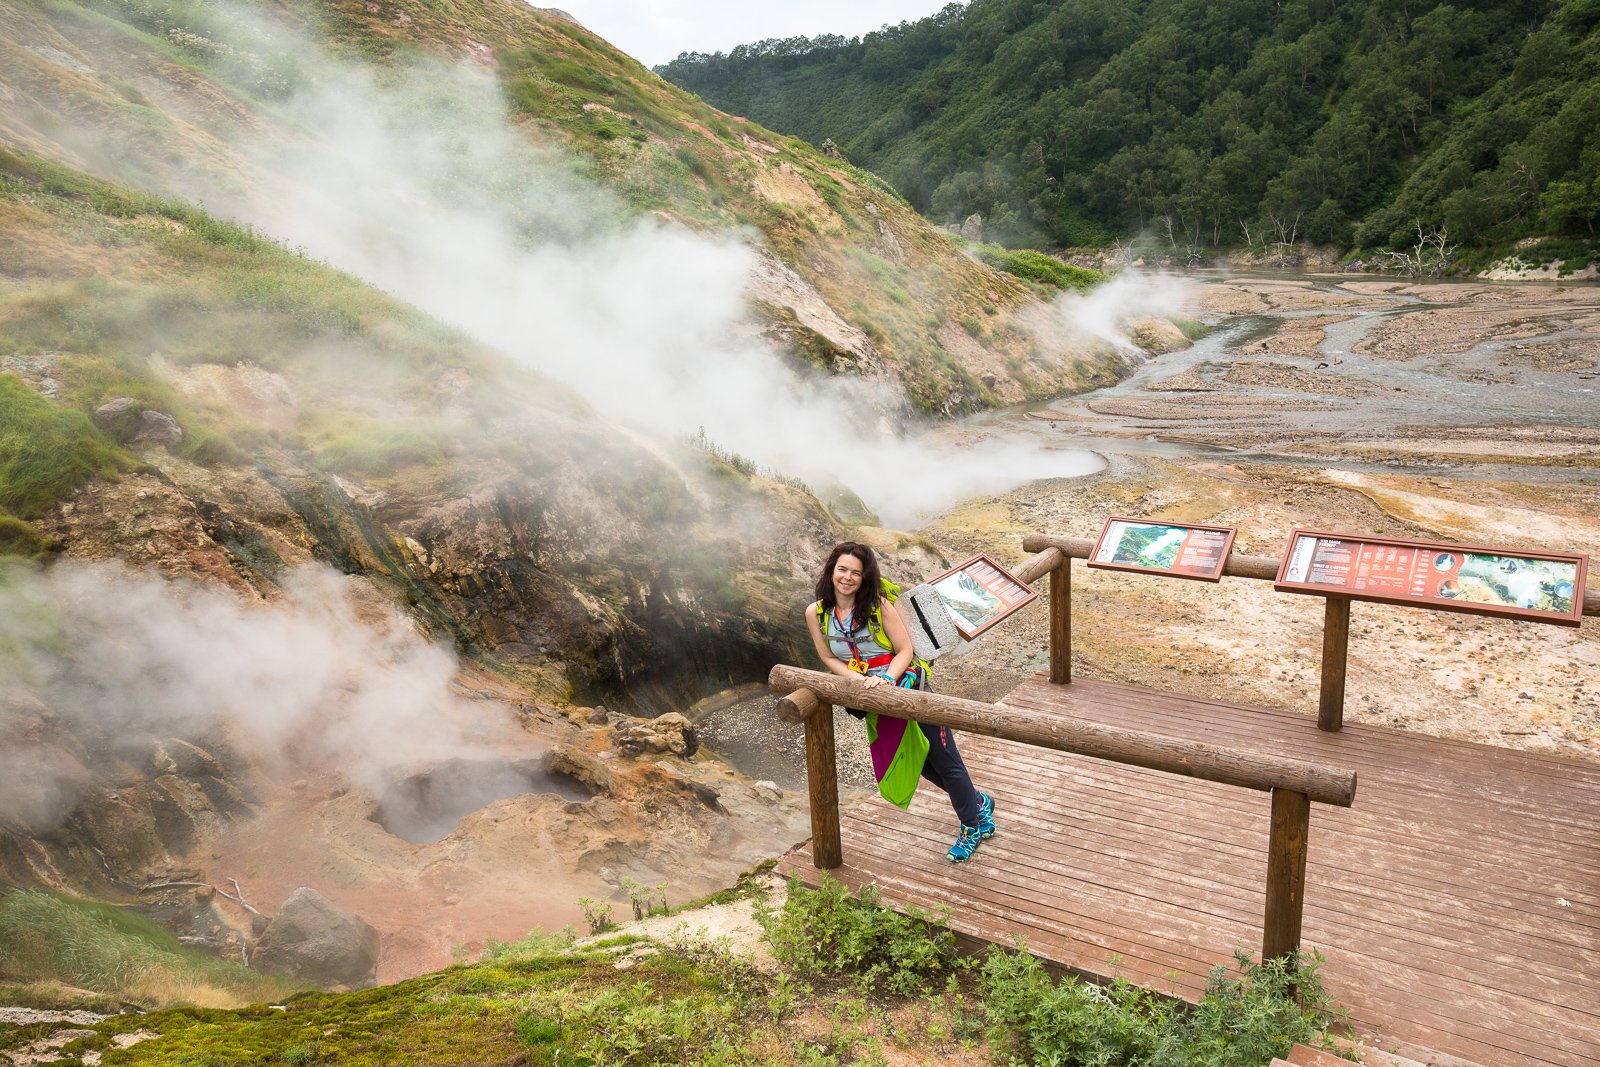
[980,945,1340,1067]
[976,245,1106,292]
[756,876,959,997]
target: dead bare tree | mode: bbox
[1269,211,1301,267]
[1374,218,1458,277]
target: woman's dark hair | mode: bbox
[815,541,882,634]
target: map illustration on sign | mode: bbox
[1277,529,1587,626]
[1088,517,1237,582]
[927,554,1038,640]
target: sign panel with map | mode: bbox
[1275,529,1588,626]
[927,553,1039,640]
[1087,517,1238,582]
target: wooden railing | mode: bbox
[1019,534,1599,730]
[771,546,1359,966]
[774,533,1592,965]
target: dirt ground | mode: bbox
[924,275,1600,762]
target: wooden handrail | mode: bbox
[770,665,1352,963]
[769,666,1356,806]
[1021,532,1595,732]
[1021,533,1281,580]
[1019,531,1600,614]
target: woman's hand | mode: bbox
[860,674,889,689]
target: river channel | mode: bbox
[970,271,1600,484]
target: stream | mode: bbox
[960,271,1600,484]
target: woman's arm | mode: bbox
[879,597,915,684]
[806,601,864,681]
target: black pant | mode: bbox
[919,722,982,827]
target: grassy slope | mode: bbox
[1,0,1122,417]
[0,878,1341,1067]
[0,144,537,544]
[0,891,301,1011]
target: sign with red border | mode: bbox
[1087,517,1238,583]
[926,553,1039,640]
[1275,529,1588,627]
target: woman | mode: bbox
[805,541,997,863]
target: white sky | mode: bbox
[555,1,956,68]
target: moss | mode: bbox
[0,374,131,518]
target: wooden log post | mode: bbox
[1050,558,1072,684]
[776,686,820,724]
[780,686,842,870]
[1011,547,1070,684]
[1319,596,1352,732]
[1262,787,1311,964]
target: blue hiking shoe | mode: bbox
[976,792,997,839]
[947,824,982,863]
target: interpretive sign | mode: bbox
[1088,517,1238,582]
[927,553,1039,640]
[1276,529,1588,626]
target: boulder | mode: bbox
[960,213,984,242]
[92,396,142,439]
[91,397,184,447]
[608,712,699,759]
[133,410,183,446]
[252,887,380,988]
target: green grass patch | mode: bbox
[313,420,449,477]
[975,245,1106,292]
[0,373,131,518]
[0,891,301,1009]
[0,514,56,559]
[6,876,1348,1066]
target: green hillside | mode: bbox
[659,0,1600,263]
[0,0,1132,419]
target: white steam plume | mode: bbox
[0,561,523,832]
[129,17,1188,528]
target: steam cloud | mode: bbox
[132,12,1187,528]
[0,561,523,833]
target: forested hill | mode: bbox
[658,0,1600,260]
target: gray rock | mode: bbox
[252,887,380,988]
[92,396,142,437]
[960,213,984,242]
[92,397,184,447]
[586,706,610,725]
[133,409,183,446]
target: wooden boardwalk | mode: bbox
[778,674,1600,1067]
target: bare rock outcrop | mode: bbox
[609,712,699,758]
[253,887,380,989]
